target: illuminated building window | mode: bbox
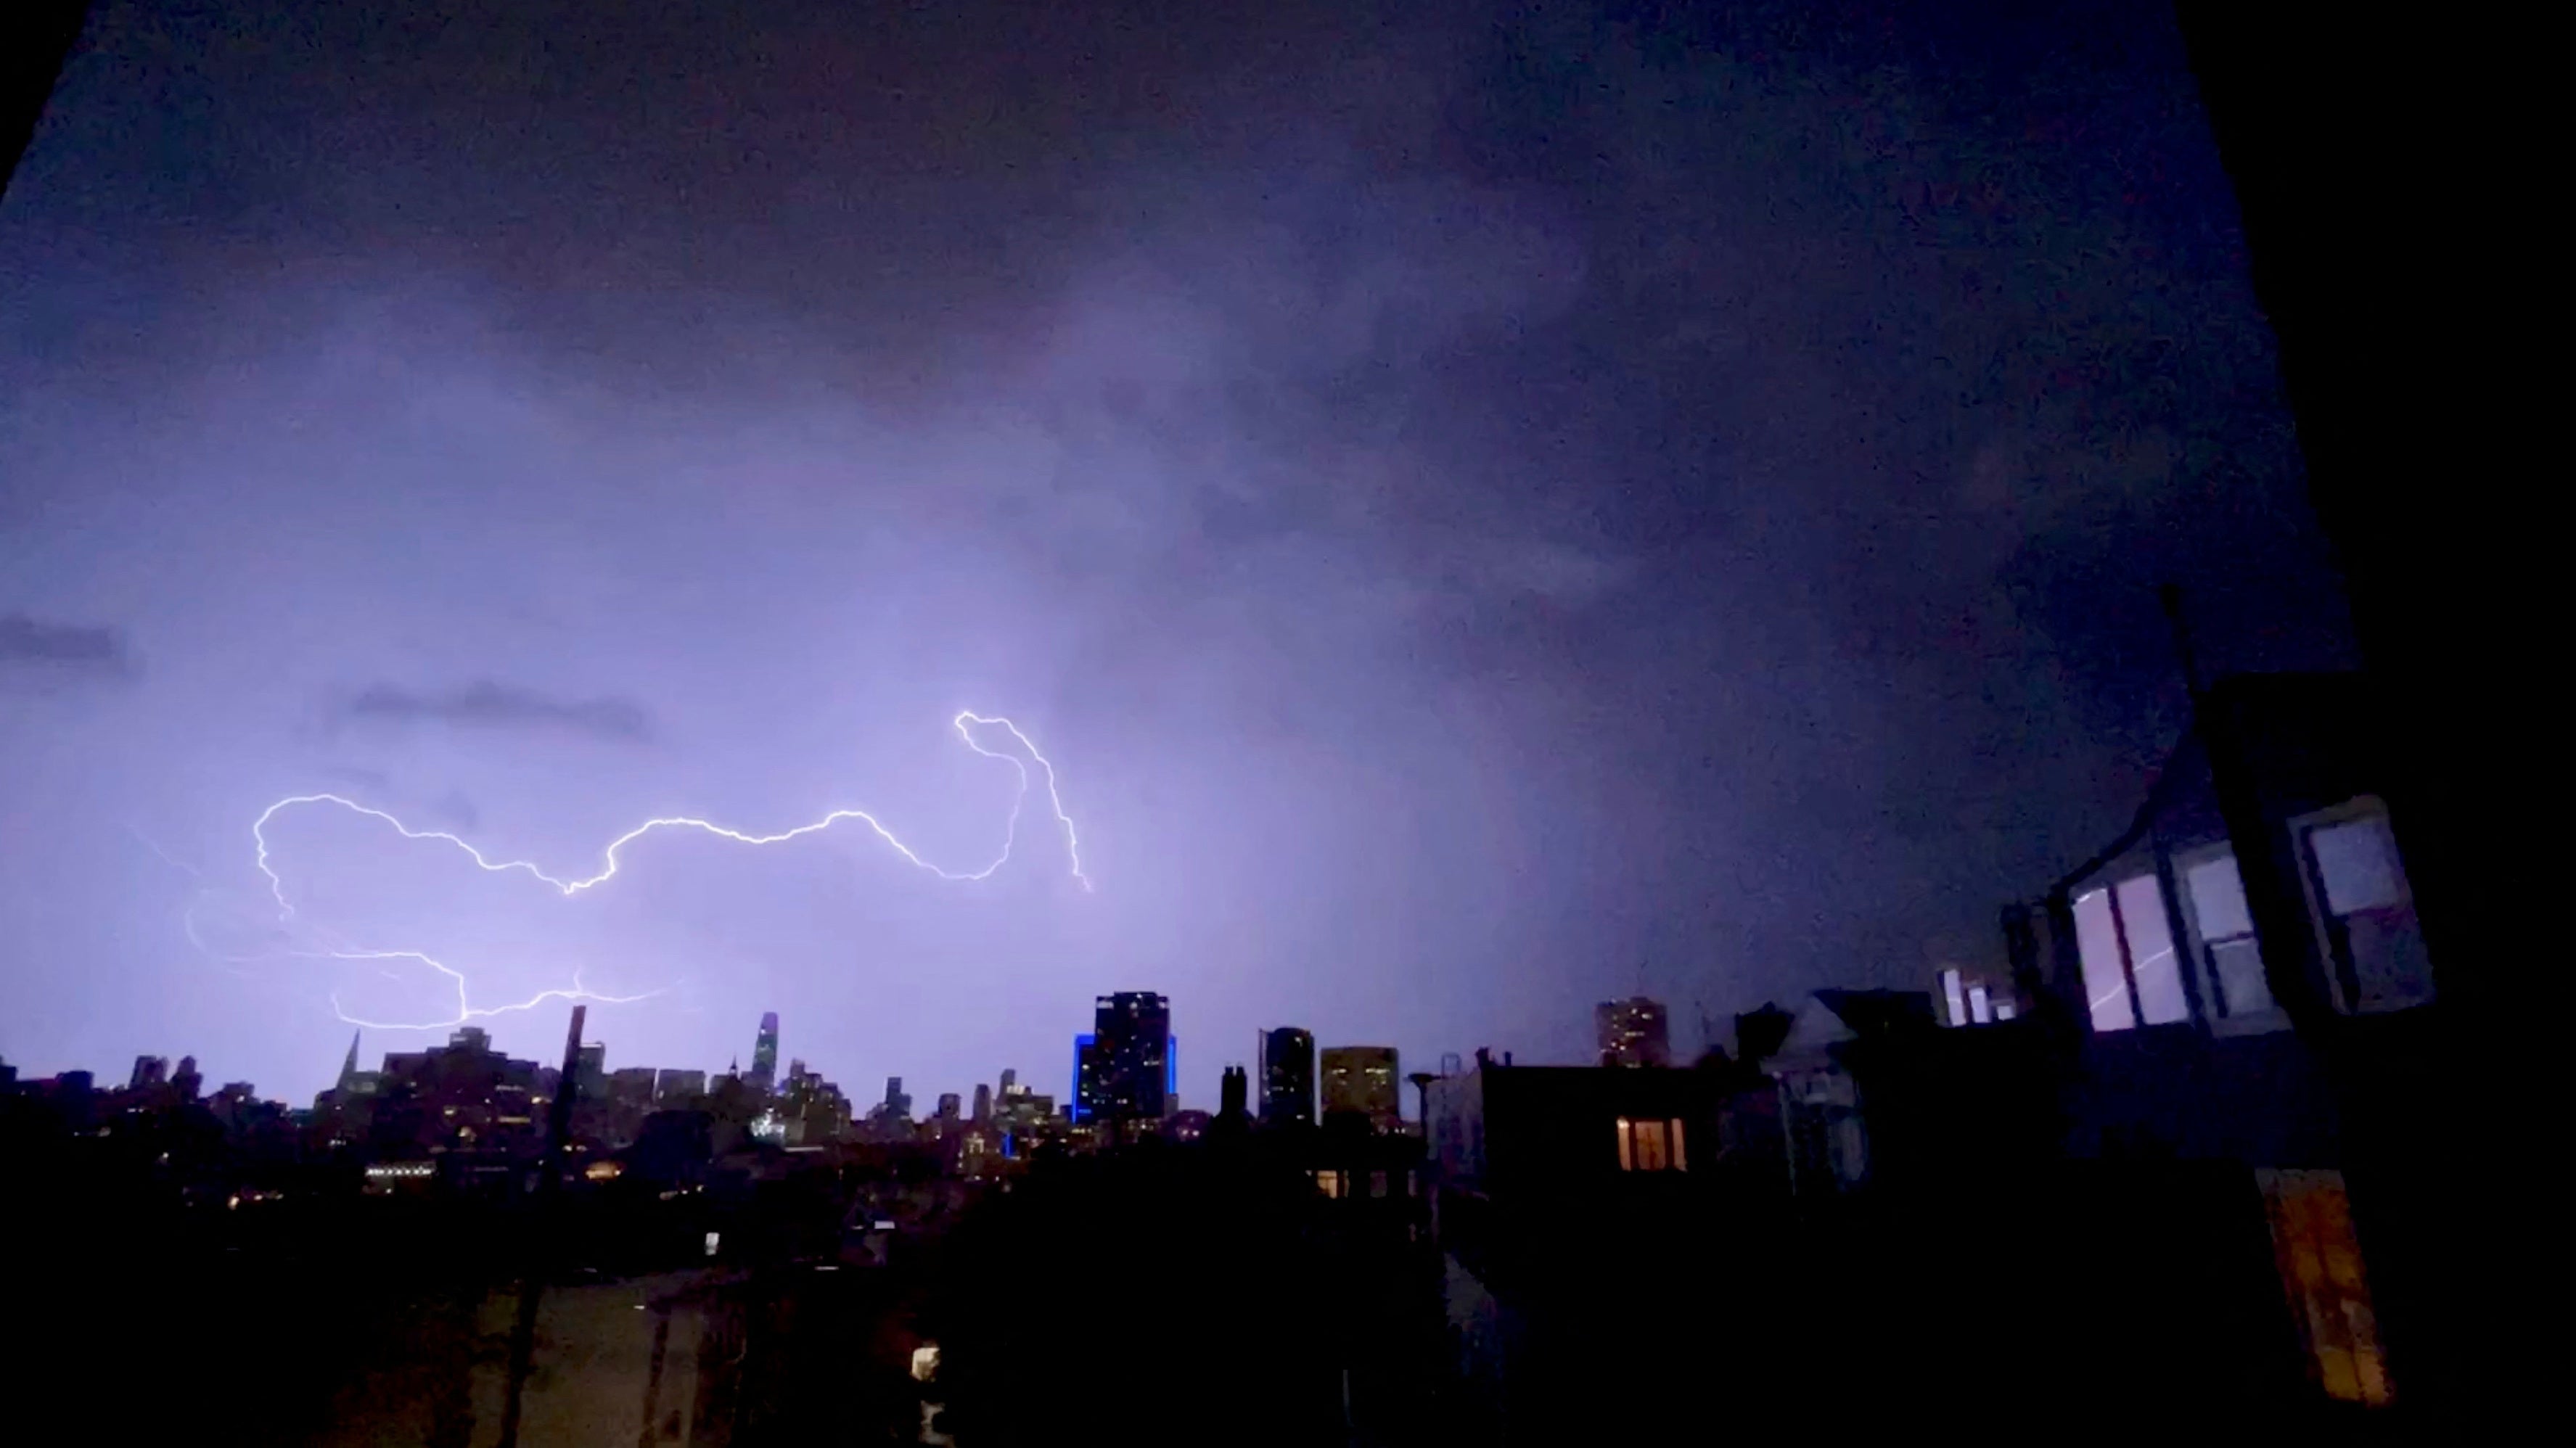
[2294,798,2434,1013]
[1615,1117,1688,1172]
[2178,848,2279,1025]
[2257,1169,2392,1406]
[2072,873,2191,1032]
[1314,1169,1342,1198]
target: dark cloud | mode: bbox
[0,614,135,675]
[343,681,653,743]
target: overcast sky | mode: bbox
[0,0,2353,1107]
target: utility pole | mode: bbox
[498,1003,585,1448]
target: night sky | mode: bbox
[0,0,2353,1110]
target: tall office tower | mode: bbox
[573,1042,607,1097]
[998,1067,1017,1095]
[882,1076,911,1121]
[1320,1046,1401,1132]
[749,1011,780,1093]
[1073,1035,1103,1122]
[130,1055,169,1090]
[1219,1064,1249,1119]
[972,1082,993,1123]
[1090,992,1172,1122]
[938,1092,962,1124]
[1595,997,1672,1067]
[1258,1027,1316,1127]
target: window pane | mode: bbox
[2116,874,2191,1026]
[1615,1118,1633,1171]
[2310,815,2405,915]
[1968,984,1993,1023]
[2186,854,2255,939]
[2073,888,2136,1032]
[2210,938,2276,1018]
[1669,1118,1688,1171]
[1633,1119,1668,1171]
[2345,911,2436,1011]
[2257,1169,2393,1407]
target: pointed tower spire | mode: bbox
[340,1029,361,1089]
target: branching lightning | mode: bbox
[316,950,659,1033]
[222,710,1086,1032]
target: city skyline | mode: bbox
[1,0,2353,1129]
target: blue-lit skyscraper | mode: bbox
[1085,992,1170,1123]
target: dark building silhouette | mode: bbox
[573,1042,607,1096]
[972,1082,992,1124]
[1992,671,2431,1407]
[1218,1064,1248,1119]
[369,1025,542,1158]
[1733,1003,1794,1071]
[749,1011,779,1094]
[1423,1058,1729,1435]
[1258,1027,1316,1127]
[2173,16,2530,1413]
[1320,1046,1400,1132]
[171,1055,202,1101]
[129,1055,168,1091]
[1088,992,1171,1124]
[1593,997,1671,1067]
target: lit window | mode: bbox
[1314,1169,1341,1198]
[2295,799,2434,1013]
[1632,1119,1668,1169]
[2073,873,2191,1032]
[1967,984,1992,1024]
[2181,850,2278,1023]
[2257,1169,2392,1406]
[1617,1117,1686,1172]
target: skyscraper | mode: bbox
[938,1092,962,1124]
[1595,997,1672,1068]
[1219,1064,1249,1119]
[130,1055,168,1091]
[750,1011,780,1093]
[1320,1046,1400,1132]
[972,1082,993,1123]
[1258,1027,1316,1127]
[573,1042,607,1097]
[1089,992,1171,1123]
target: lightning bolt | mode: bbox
[317,950,660,1033]
[237,710,1086,1032]
[255,710,1086,912]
